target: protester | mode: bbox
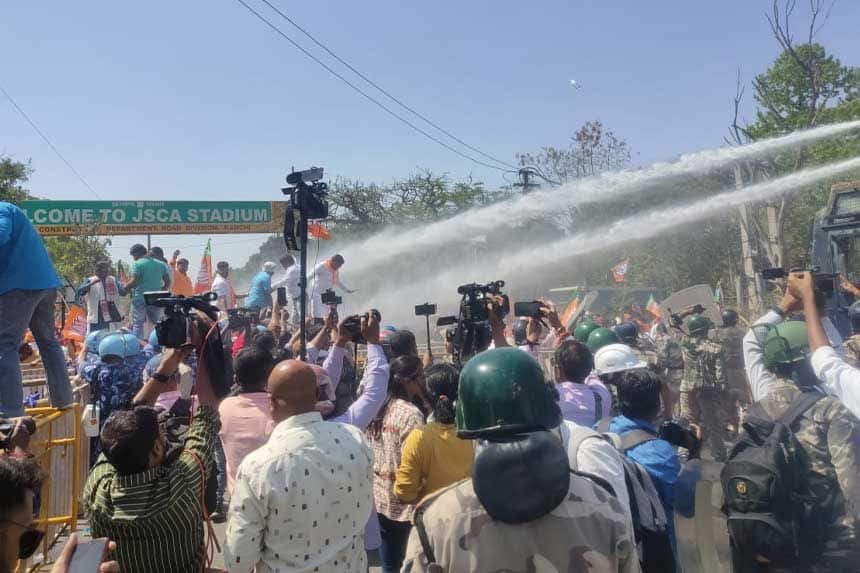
[245,261,277,312]
[273,254,301,329]
[84,318,221,573]
[212,261,235,312]
[605,368,701,554]
[309,254,354,320]
[0,201,74,416]
[77,260,126,333]
[365,354,426,573]
[224,359,374,573]
[123,243,171,338]
[394,362,473,505]
[402,347,637,572]
[554,338,612,427]
[386,329,418,359]
[169,249,194,297]
[219,344,275,492]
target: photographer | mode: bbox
[83,314,223,573]
[788,271,860,418]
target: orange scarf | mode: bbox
[325,259,339,287]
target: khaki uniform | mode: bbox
[748,381,860,571]
[678,332,731,461]
[656,332,684,418]
[402,476,639,573]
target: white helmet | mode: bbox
[594,343,647,375]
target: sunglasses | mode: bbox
[0,519,44,559]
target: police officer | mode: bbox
[714,309,749,434]
[653,322,685,419]
[735,317,860,571]
[671,308,731,461]
[401,348,637,573]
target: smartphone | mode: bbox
[276,287,287,307]
[514,301,542,319]
[68,539,109,573]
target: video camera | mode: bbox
[340,309,382,345]
[321,289,342,307]
[144,291,220,349]
[226,307,261,332]
[761,267,836,294]
[437,280,508,366]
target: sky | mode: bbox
[3,1,859,271]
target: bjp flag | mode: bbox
[61,304,88,342]
[194,239,214,295]
[646,293,662,319]
[308,222,332,240]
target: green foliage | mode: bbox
[0,155,110,286]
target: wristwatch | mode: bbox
[151,372,170,383]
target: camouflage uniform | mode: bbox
[749,380,860,572]
[656,331,684,418]
[402,476,639,573]
[843,334,860,369]
[715,325,750,432]
[677,332,732,461]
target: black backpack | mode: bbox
[720,390,823,566]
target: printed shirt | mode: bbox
[0,202,61,295]
[393,422,473,504]
[218,392,274,492]
[83,406,219,573]
[557,373,612,428]
[245,271,273,309]
[367,399,425,522]
[129,257,166,299]
[81,353,150,427]
[224,412,374,573]
[402,474,638,573]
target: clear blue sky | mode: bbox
[3,1,858,269]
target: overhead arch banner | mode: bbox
[22,200,288,236]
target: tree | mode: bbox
[729,0,860,310]
[516,120,632,184]
[0,155,110,285]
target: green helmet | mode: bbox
[573,321,599,343]
[456,347,561,439]
[762,320,810,370]
[687,315,713,338]
[586,327,619,353]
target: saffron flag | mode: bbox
[117,260,129,285]
[560,297,580,326]
[646,293,661,319]
[61,304,88,342]
[194,239,214,294]
[308,222,332,240]
[611,258,630,283]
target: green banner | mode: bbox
[22,200,287,236]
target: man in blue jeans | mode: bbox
[0,202,74,416]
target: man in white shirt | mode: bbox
[273,254,302,329]
[309,254,354,320]
[211,261,235,313]
[224,358,374,573]
[77,260,126,332]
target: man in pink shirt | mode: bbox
[553,339,612,427]
[219,345,275,492]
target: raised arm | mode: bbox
[331,316,389,429]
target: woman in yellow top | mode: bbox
[394,363,473,505]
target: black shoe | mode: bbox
[210,511,226,524]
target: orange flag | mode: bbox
[560,297,580,326]
[646,293,662,319]
[194,239,214,294]
[308,222,332,240]
[62,305,88,342]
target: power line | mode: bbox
[0,83,102,199]
[258,0,518,171]
[232,0,515,173]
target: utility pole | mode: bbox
[515,168,541,194]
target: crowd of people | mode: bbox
[1,198,860,572]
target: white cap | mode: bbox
[263,261,277,273]
[594,343,647,375]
